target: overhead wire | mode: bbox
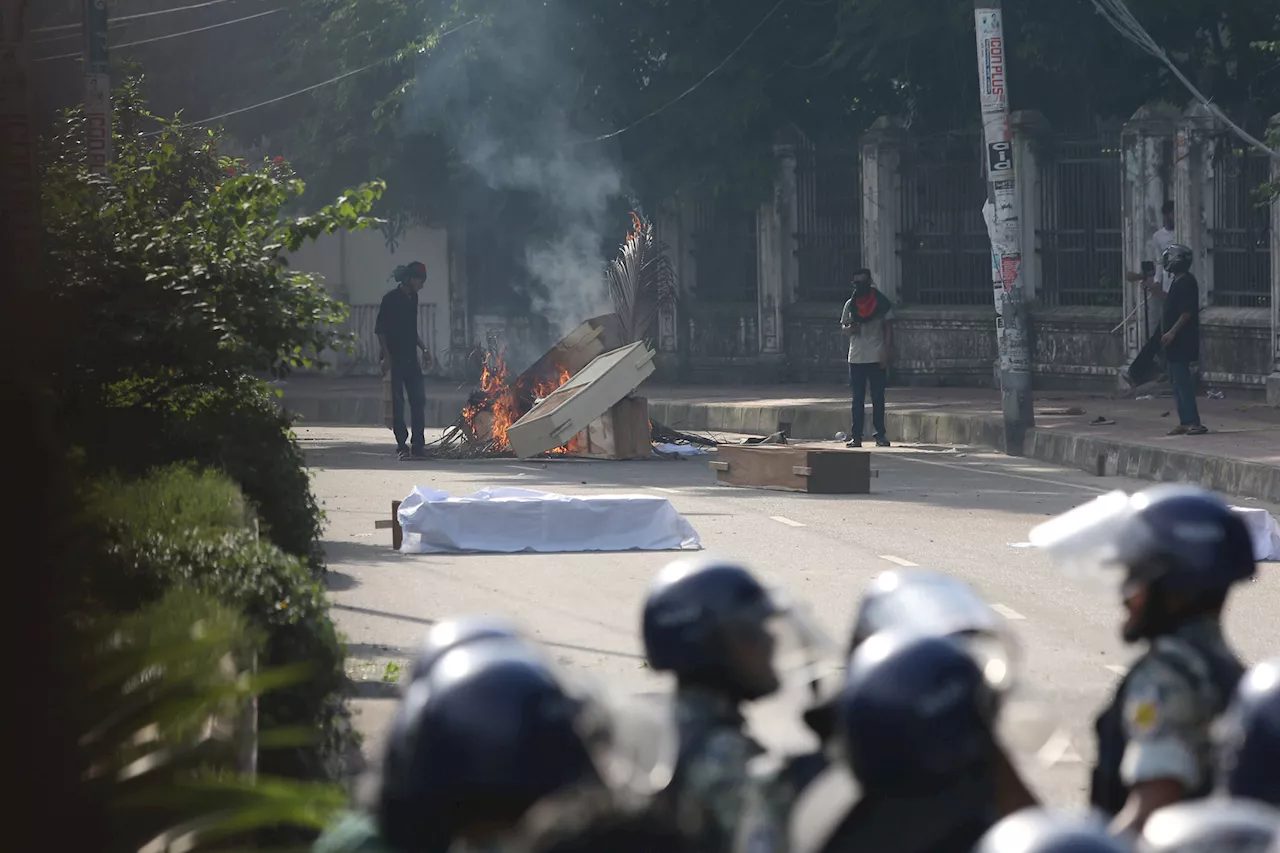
[1088,0,1278,160]
[33,0,258,37]
[35,8,284,62]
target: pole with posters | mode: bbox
[83,0,110,173]
[1,0,40,283]
[973,0,1034,454]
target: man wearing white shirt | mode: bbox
[1125,201,1176,387]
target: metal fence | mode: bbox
[794,140,862,302]
[1211,141,1272,308]
[898,133,992,306]
[691,199,759,303]
[1037,136,1125,307]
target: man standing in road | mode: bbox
[841,269,894,448]
[376,262,433,460]
[1159,244,1206,436]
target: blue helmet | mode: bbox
[642,557,781,697]
[1140,798,1278,853]
[409,615,524,684]
[975,810,1132,853]
[837,631,998,795]
[378,640,603,851]
[1215,659,1280,806]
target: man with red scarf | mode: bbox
[840,269,894,448]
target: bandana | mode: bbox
[852,287,892,322]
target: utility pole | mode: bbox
[973,0,1034,454]
[83,0,110,173]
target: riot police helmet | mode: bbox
[975,809,1132,853]
[408,614,524,684]
[837,631,1000,796]
[1215,658,1280,807]
[1030,486,1255,640]
[1161,244,1193,276]
[1140,798,1279,853]
[379,639,675,852]
[642,556,833,700]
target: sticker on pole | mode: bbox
[1001,256,1021,291]
[975,10,1007,111]
[987,141,1013,173]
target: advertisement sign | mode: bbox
[975,9,1006,112]
[85,72,111,173]
[84,0,110,74]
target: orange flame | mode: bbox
[461,351,582,453]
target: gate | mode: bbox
[898,133,991,306]
[1037,136,1124,307]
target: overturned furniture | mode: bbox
[506,341,657,460]
[710,444,874,494]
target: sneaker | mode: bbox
[1167,425,1189,436]
[1185,424,1208,435]
[875,436,891,447]
[845,438,863,448]
[396,445,411,460]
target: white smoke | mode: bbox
[405,5,621,336]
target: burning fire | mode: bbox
[461,348,581,453]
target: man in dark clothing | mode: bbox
[1159,244,1206,436]
[375,262,433,459]
[840,269,894,448]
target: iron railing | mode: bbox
[1037,136,1125,307]
[1211,141,1272,308]
[691,199,759,303]
[898,133,992,306]
[795,141,862,302]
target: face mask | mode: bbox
[853,280,871,295]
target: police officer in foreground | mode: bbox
[642,556,833,853]
[786,631,1018,853]
[1030,484,1255,834]
[974,809,1133,853]
[1214,657,1280,807]
[736,570,1040,853]
[1138,798,1279,853]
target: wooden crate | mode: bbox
[709,444,872,494]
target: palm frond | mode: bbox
[606,212,679,344]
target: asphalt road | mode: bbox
[304,426,1280,808]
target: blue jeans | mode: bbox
[849,362,887,439]
[1167,360,1201,427]
[390,361,426,449]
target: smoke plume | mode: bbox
[405,2,621,337]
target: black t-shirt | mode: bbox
[375,286,419,366]
[1161,272,1200,363]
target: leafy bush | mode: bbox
[87,464,253,541]
[86,467,355,783]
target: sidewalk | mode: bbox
[277,377,1280,503]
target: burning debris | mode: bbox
[411,212,716,460]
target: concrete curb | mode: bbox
[280,390,1280,503]
[646,400,1280,504]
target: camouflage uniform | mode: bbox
[1092,616,1244,813]
[670,685,766,853]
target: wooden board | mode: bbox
[710,444,872,494]
[575,396,651,460]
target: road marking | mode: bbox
[508,465,543,472]
[647,486,684,494]
[878,555,918,567]
[1105,664,1129,675]
[770,515,806,528]
[888,455,1109,494]
[990,604,1026,620]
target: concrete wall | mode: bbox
[287,225,451,374]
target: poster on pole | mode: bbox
[975,9,1007,113]
[85,72,111,173]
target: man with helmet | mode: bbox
[783,631,1017,853]
[642,557,832,853]
[376,261,434,460]
[1156,244,1206,436]
[1030,484,1255,833]
[1138,798,1278,853]
[1213,658,1280,808]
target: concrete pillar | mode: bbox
[1267,114,1280,405]
[1120,103,1180,370]
[776,143,802,305]
[446,221,469,379]
[1010,110,1050,302]
[1173,103,1217,307]
[757,183,785,355]
[655,202,682,358]
[860,116,906,301]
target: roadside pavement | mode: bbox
[276,376,1280,502]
